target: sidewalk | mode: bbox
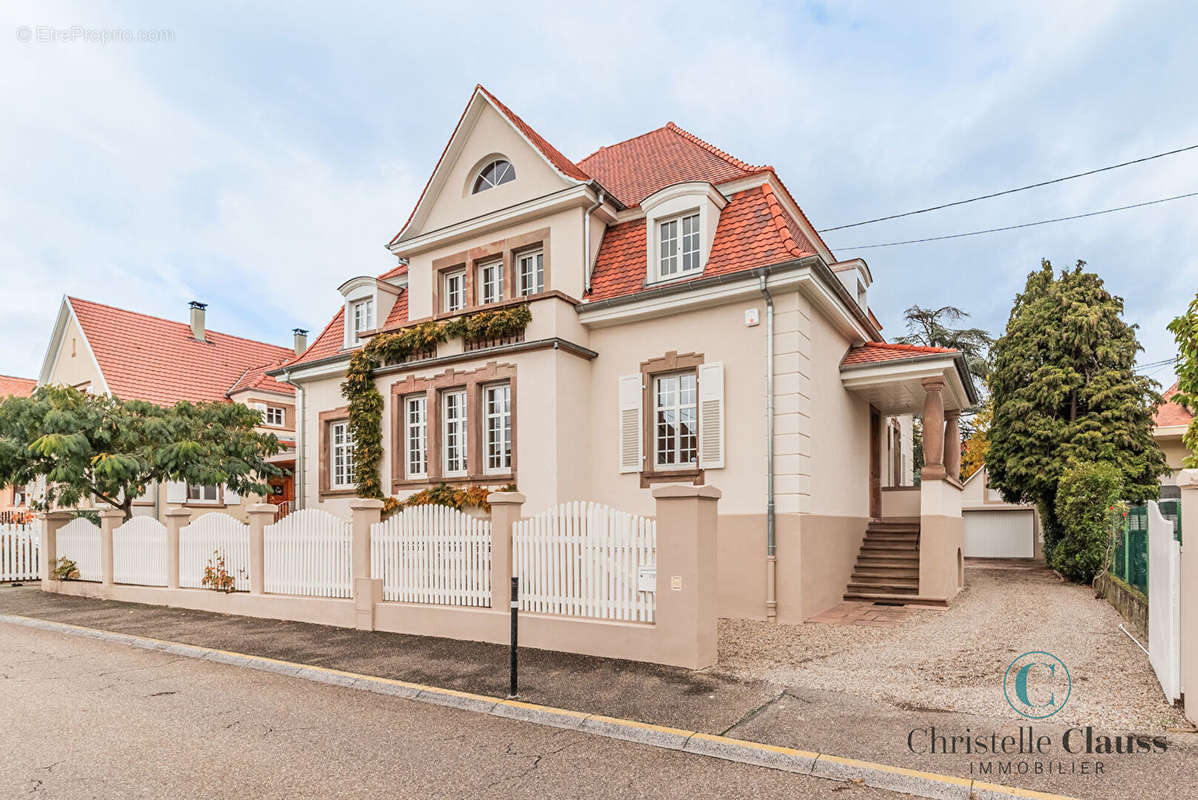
[2,585,1193,800]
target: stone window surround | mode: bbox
[639,351,705,489]
[318,406,355,500]
[390,361,517,492]
[430,228,551,317]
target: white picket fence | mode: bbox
[113,516,168,587]
[265,509,352,598]
[370,505,492,606]
[180,513,251,591]
[1148,501,1182,703]
[1,522,40,582]
[57,517,102,582]
[514,501,656,622]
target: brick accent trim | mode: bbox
[430,228,550,317]
[318,406,356,500]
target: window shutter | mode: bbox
[618,374,643,474]
[698,362,725,469]
[222,486,240,505]
[165,481,186,503]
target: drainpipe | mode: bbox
[583,189,605,294]
[759,273,777,621]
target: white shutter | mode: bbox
[698,362,725,469]
[222,486,241,505]
[617,374,643,474]
[165,480,186,503]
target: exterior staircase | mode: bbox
[843,519,922,603]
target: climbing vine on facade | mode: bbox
[341,305,532,499]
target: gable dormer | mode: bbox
[831,258,873,313]
[641,182,727,285]
[338,274,405,349]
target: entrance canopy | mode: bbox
[839,342,977,415]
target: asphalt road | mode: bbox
[0,622,903,799]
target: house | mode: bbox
[37,296,305,521]
[271,86,978,622]
[1155,381,1194,499]
[959,465,1041,560]
[0,374,37,522]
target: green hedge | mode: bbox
[1052,461,1123,583]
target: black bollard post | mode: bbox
[508,576,519,699]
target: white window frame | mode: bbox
[658,212,700,280]
[472,159,515,193]
[653,371,698,470]
[517,249,544,296]
[405,395,428,479]
[483,382,511,475]
[264,405,285,427]
[478,260,504,305]
[186,483,221,504]
[350,297,375,343]
[330,421,355,490]
[443,269,467,313]
[442,389,468,477]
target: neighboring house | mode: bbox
[37,296,306,521]
[0,374,37,522]
[1155,381,1194,499]
[960,465,1041,560]
[272,86,978,622]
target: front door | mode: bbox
[869,408,881,519]
[269,462,295,508]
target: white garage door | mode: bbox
[963,510,1035,558]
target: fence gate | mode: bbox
[113,516,168,586]
[370,505,491,606]
[264,509,352,598]
[1147,501,1182,703]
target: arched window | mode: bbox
[472,159,515,193]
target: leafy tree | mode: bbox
[0,385,282,520]
[1166,290,1198,467]
[960,397,991,480]
[987,260,1167,563]
[896,304,993,383]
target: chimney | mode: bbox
[292,328,309,356]
[189,301,207,342]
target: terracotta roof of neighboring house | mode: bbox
[0,375,36,398]
[841,341,958,366]
[588,185,817,302]
[226,358,297,397]
[379,263,409,281]
[1155,382,1194,428]
[68,297,295,405]
[578,122,765,208]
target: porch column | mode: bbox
[943,409,961,482]
[920,377,946,481]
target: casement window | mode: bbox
[653,373,698,469]
[444,269,467,313]
[264,405,285,427]
[330,421,355,489]
[658,213,700,278]
[404,395,428,479]
[442,389,468,476]
[483,383,511,474]
[478,260,504,305]
[517,249,544,296]
[472,159,515,193]
[350,298,375,343]
[186,484,220,504]
[617,361,724,475]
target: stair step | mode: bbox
[848,576,919,588]
[852,568,919,579]
[857,554,919,565]
[842,591,948,606]
[864,534,919,543]
[861,542,918,552]
[847,583,919,595]
[867,522,920,531]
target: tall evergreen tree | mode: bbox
[987,260,1166,555]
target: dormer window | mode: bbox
[478,260,503,304]
[350,297,375,343]
[472,159,515,193]
[444,269,467,312]
[659,213,701,278]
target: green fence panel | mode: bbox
[1110,504,1149,594]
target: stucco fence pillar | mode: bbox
[98,508,123,588]
[651,484,721,669]
[487,491,524,610]
[1179,470,1198,725]
[350,499,384,631]
[39,510,73,582]
[245,503,276,596]
[919,478,964,603]
[163,508,191,590]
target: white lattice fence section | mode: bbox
[514,502,656,622]
[371,505,491,606]
[1,523,40,582]
[112,516,168,586]
[180,513,250,591]
[1148,501,1182,703]
[264,509,352,598]
[57,517,101,581]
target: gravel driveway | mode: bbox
[716,564,1188,731]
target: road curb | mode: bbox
[0,613,1079,800]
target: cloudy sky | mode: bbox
[2,0,1194,386]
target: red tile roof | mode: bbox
[68,297,295,405]
[841,341,958,366]
[378,263,409,281]
[226,358,297,397]
[0,375,36,398]
[587,185,816,302]
[380,288,409,331]
[478,86,590,182]
[578,122,765,207]
[1155,382,1194,428]
[284,306,345,369]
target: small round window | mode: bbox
[473,159,515,193]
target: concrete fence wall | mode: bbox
[1179,471,1198,724]
[38,485,721,669]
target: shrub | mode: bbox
[51,556,79,581]
[201,550,240,593]
[1052,461,1123,583]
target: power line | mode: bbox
[818,143,1198,232]
[830,192,1198,251]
